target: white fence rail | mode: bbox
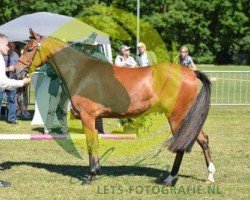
[203,71,250,105]
[24,71,250,106]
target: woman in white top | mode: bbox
[115,45,137,67]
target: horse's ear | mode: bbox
[29,28,38,39]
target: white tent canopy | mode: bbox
[0,12,112,63]
[0,12,110,44]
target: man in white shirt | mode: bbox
[114,45,137,67]
[0,34,30,89]
[1,42,20,123]
[0,33,30,187]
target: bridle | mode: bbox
[16,37,42,79]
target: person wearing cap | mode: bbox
[114,45,137,67]
[0,34,30,187]
[136,42,157,67]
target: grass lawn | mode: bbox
[0,106,249,199]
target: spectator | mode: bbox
[115,45,137,67]
[16,85,30,119]
[43,63,69,134]
[136,42,157,66]
[0,42,19,124]
[0,33,30,187]
[179,46,197,70]
[16,47,30,119]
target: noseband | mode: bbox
[17,37,42,79]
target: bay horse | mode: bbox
[15,29,215,185]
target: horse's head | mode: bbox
[15,28,45,79]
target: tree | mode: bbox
[1,0,249,64]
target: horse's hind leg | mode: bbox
[197,130,215,183]
[164,151,184,186]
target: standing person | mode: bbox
[136,42,157,67]
[179,45,197,70]
[0,42,19,123]
[16,48,31,119]
[0,33,30,187]
[43,63,69,134]
[16,85,30,119]
[115,45,137,67]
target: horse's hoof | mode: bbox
[206,179,215,184]
[163,181,172,186]
[81,175,96,185]
[163,180,177,186]
[206,173,215,184]
[81,179,92,185]
[163,175,178,186]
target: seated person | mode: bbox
[115,45,137,67]
[136,42,157,66]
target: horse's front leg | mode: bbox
[80,112,100,184]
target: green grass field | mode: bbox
[0,106,249,200]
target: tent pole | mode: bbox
[136,0,140,55]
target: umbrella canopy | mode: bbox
[0,12,110,44]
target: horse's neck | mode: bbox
[44,38,67,58]
[46,42,106,96]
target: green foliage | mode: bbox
[0,0,20,24]
[119,115,153,135]
[0,0,90,24]
[119,113,167,137]
[170,41,179,63]
[142,0,249,64]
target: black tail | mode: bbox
[168,71,211,153]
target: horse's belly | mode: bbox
[100,93,158,118]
